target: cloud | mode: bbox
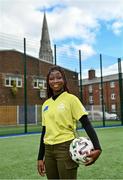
[1,0,123,40]
[111,21,123,35]
[82,60,123,79]
[55,42,96,64]
[0,0,123,60]
[48,6,99,44]
[76,43,96,56]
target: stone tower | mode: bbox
[39,13,53,63]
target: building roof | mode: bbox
[0,49,53,64]
[82,73,123,85]
[0,49,77,74]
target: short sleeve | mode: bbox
[71,95,88,121]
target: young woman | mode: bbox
[37,66,102,179]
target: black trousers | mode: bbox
[45,140,78,179]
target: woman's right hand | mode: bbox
[37,160,46,176]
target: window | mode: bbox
[33,79,46,89]
[110,81,115,88]
[5,76,22,87]
[40,89,46,98]
[111,93,115,100]
[88,85,93,93]
[99,83,102,90]
[111,104,116,112]
[89,96,93,104]
[99,94,102,104]
[17,78,22,87]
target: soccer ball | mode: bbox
[69,137,94,164]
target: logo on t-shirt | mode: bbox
[43,106,48,112]
[57,103,65,110]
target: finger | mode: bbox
[85,162,93,166]
[38,166,43,176]
[38,167,42,175]
[84,157,95,166]
[85,161,94,166]
[38,165,46,176]
[86,151,94,158]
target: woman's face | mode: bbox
[48,70,64,95]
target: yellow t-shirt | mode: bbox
[42,92,88,145]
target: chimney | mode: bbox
[88,69,96,80]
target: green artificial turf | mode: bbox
[0,119,121,136]
[0,126,123,179]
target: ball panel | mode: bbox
[69,137,94,165]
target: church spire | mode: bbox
[39,13,53,63]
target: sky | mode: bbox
[0,0,123,77]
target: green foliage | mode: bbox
[11,80,18,97]
[0,127,123,179]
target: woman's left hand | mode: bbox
[84,149,102,166]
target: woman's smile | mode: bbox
[49,70,64,94]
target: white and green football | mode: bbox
[69,137,94,164]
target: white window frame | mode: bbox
[33,79,46,89]
[40,89,46,98]
[110,81,115,88]
[111,93,116,100]
[111,104,116,112]
[99,94,102,104]
[5,76,22,88]
[89,95,93,104]
[88,85,93,93]
[99,83,101,90]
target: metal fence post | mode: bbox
[54,44,57,65]
[100,54,105,127]
[24,38,27,133]
[118,58,123,125]
[79,50,83,102]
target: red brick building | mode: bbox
[82,69,123,115]
[0,49,79,106]
[0,13,79,126]
[0,49,79,126]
